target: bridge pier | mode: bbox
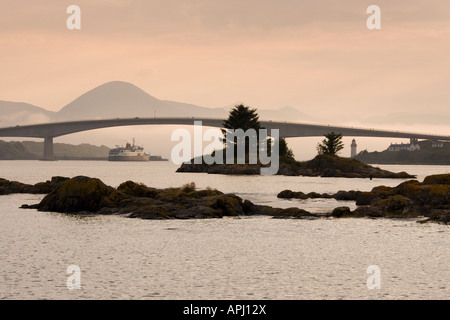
[43,137,54,161]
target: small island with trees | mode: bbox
[177,104,415,179]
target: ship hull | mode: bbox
[108,155,150,161]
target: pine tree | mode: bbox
[317,132,344,155]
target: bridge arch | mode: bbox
[0,117,449,160]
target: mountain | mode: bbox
[53,81,315,122]
[1,81,449,127]
[161,100,228,118]
[0,101,55,126]
[56,81,169,120]
[258,106,318,122]
[56,81,232,120]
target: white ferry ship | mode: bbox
[108,138,150,161]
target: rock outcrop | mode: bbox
[11,173,450,224]
[177,154,415,179]
[0,176,69,195]
[20,176,319,220]
[277,174,450,224]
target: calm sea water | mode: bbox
[0,161,449,299]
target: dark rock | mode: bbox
[333,190,360,201]
[207,164,260,175]
[0,176,69,195]
[306,192,323,199]
[37,176,124,213]
[242,199,255,214]
[370,185,395,199]
[422,174,450,185]
[370,195,418,217]
[329,173,450,222]
[200,194,244,216]
[355,192,379,206]
[272,207,317,219]
[331,206,351,218]
[129,203,186,219]
[351,206,381,218]
[174,206,223,219]
[117,181,160,198]
[301,154,415,179]
[176,153,415,178]
[277,190,308,199]
[421,210,450,224]
[396,183,450,207]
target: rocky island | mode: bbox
[177,154,415,179]
[2,173,447,224]
[278,173,450,224]
[16,176,317,220]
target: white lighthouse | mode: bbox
[351,139,357,158]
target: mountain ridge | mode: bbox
[1,81,448,128]
[0,81,318,125]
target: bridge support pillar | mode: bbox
[43,137,54,161]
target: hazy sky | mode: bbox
[1,0,450,117]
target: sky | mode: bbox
[1,0,450,116]
[0,1,449,160]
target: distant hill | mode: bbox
[1,81,316,124]
[0,140,39,160]
[56,81,169,120]
[0,140,110,160]
[1,81,447,129]
[258,106,318,122]
[0,101,55,127]
[355,140,450,165]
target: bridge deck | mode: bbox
[0,117,448,160]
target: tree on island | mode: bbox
[317,132,344,156]
[221,104,294,159]
[277,138,295,159]
[222,104,263,156]
[222,104,261,134]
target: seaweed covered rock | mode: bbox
[37,176,124,213]
[22,176,260,219]
[333,190,360,201]
[277,190,308,199]
[298,154,416,179]
[0,176,69,195]
[355,192,380,206]
[200,194,245,216]
[272,207,318,219]
[277,190,333,200]
[0,178,32,195]
[331,206,352,218]
[395,182,450,207]
[370,195,418,217]
[117,181,160,198]
[177,153,415,178]
[422,174,450,185]
[326,174,450,223]
[370,185,395,199]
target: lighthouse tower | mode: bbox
[351,139,357,158]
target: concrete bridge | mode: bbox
[0,117,449,160]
